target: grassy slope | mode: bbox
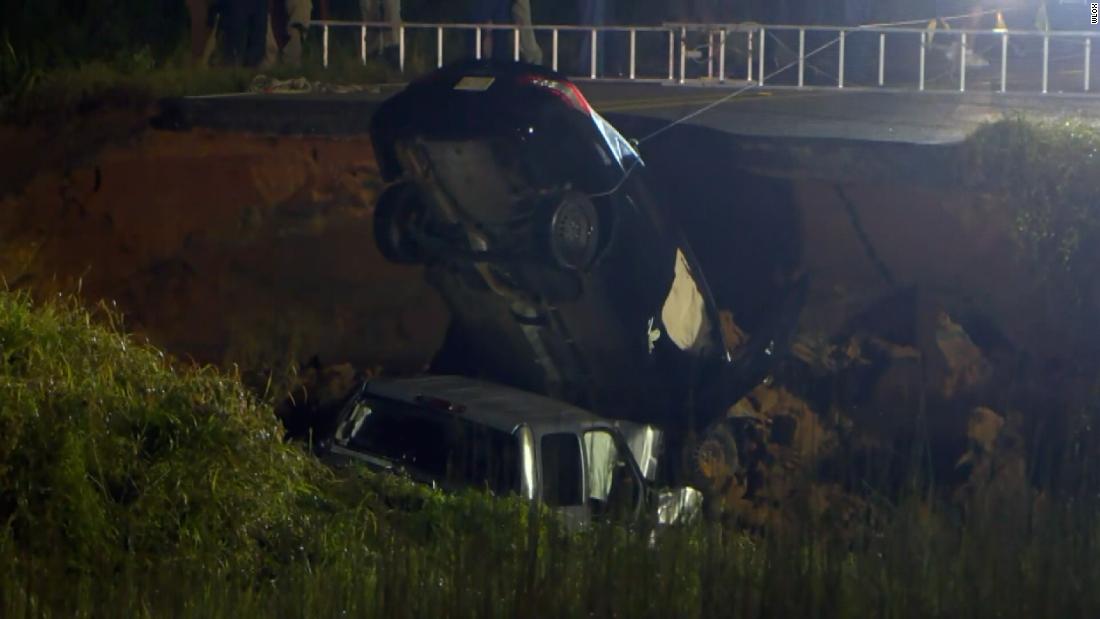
[0,49,396,123]
[3,289,1100,617]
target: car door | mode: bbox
[581,428,644,522]
[538,431,589,529]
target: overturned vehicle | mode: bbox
[371,59,800,435]
[369,59,802,477]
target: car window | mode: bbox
[541,433,582,507]
[341,397,519,495]
[583,429,641,519]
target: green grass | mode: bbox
[4,288,1100,617]
[0,42,398,122]
[963,116,1100,304]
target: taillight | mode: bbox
[516,74,593,115]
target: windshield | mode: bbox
[338,396,520,496]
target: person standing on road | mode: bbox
[261,0,312,67]
[360,0,402,63]
[284,0,312,65]
[473,0,543,64]
[578,0,619,76]
[513,0,543,65]
[224,0,269,67]
[186,0,212,62]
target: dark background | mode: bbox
[0,0,964,72]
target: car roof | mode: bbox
[364,375,611,434]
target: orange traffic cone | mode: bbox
[994,11,1008,32]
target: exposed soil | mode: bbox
[2,105,1094,518]
[0,108,448,385]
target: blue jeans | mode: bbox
[578,0,622,76]
[472,0,512,60]
[223,0,268,67]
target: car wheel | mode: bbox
[541,191,600,271]
[374,182,427,264]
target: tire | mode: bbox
[539,191,601,271]
[374,182,428,264]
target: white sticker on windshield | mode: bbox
[455,76,495,91]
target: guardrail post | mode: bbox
[1087,37,1092,92]
[838,30,845,88]
[959,32,967,92]
[553,28,559,72]
[630,29,637,80]
[679,26,687,84]
[878,32,885,86]
[758,27,766,86]
[1042,34,1049,93]
[708,30,715,79]
[399,25,405,73]
[323,25,330,68]
[919,31,926,91]
[747,30,754,82]
[1001,33,1008,92]
[668,30,675,81]
[514,28,521,62]
[591,28,598,79]
[719,28,726,83]
[437,26,444,68]
[798,28,805,87]
[361,26,367,65]
[475,27,482,60]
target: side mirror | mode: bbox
[655,486,703,526]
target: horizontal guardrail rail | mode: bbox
[310,19,1100,96]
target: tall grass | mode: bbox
[3,288,1100,617]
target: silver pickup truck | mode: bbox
[316,375,701,528]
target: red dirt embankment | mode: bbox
[2,109,1092,519]
[0,112,448,380]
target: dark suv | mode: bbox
[370,59,789,435]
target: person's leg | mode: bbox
[470,0,497,58]
[578,0,605,75]
[360,0,382,54]
[489,0,512,59]
[202,12,221,67]
[384,0,402,51]
[263,16,279,67]
[284,0,311,66]
[222,1,247,65]
[187,0,211,62]
[245,0,269,67]
[602,0,623,76]
[512,0,543,64]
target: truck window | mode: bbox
[583,429,641,519]
[541,433,582,507]
[342,397,519,495]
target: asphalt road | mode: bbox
[157,78,1100,145]
[589,80,1100,144]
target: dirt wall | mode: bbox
[0,113,448,381]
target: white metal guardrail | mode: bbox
[312,20,1100,96]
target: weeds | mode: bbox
[964,116,1100,306]
[3,288,1100,617]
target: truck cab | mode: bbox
[316,375,701,528]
